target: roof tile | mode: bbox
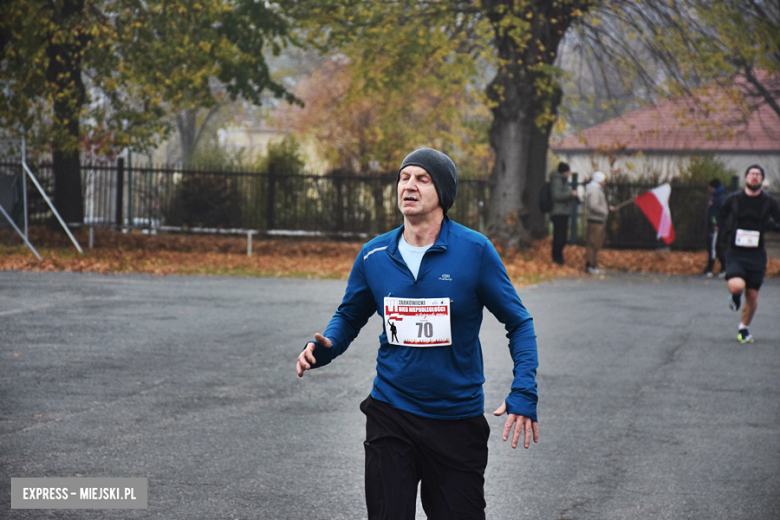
[551,77,780,153]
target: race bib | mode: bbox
[384,297,452,347]
[735,229,760,248]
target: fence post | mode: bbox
[569,172,579,245]
[128,150,134,226]
[334,176,344,232]
[22,135,28,237]
[266,162,275,230]
[730,175,739,193]
[116,157,124,227]
[373,177,386,234]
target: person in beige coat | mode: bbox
[584,171,615,274]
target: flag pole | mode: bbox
[612,198,635,210]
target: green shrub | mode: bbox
[677,155,737,187]
[165,145,253,229]
[185,145,248,171]
[254,134,306,176]
[166,173,244,229]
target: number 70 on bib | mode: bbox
[383,297,452,347]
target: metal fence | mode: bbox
[598,183,710,250]
[0,161,489,236]
[2,160,773,250]
[594,183,779,250]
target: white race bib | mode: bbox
[384,297,452,347]
[735,229,760,248]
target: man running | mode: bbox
[720,164,780,343]
[296,148,539,520]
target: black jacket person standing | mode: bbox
[549,162,579,265]
[703,178,727,277]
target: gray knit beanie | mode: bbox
[398,148,459,213]
[745,164,765,180]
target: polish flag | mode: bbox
[634,183,675,245]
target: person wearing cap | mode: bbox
[296,148,539,519]
[720,164,780,343]
[550,161,579,265]
[583,171,615,274]
[702,178,727,277]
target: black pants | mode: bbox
[360,396,490,520]
[704,228,727,273]
[551,215,569,265]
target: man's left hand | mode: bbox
[493,401,539,449]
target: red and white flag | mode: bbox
[634,183,675,245]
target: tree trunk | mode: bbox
[177,109,198,166]
[46,0,87,227]
[177,105,223,167]
[481,0,591,248]
[485,112,533,247]
[51,148,83,225]
[525,120,552,238]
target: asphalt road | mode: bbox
[1,270,778,520]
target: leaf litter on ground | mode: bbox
[1,227,777,287]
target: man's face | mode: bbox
[746,168,764,191]
[397,165,441,218]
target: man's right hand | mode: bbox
[493,401,539,449]
[296,333,332,377]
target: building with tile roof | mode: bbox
[550,78,780,188]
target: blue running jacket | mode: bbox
[311,216,538,422]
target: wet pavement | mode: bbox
[1,270,778,519]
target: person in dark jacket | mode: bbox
[720,164,780,343]
[296,148,539,520]
[549,162,579,265]
[703,178,727,277]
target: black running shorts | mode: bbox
[725,249,767,290]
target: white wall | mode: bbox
[555,151,780,189]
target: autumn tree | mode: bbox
[288,0,599,246]
[276,54,494,178]
[0,0,298,225]
[479,1,596,244]
[1,0,96,223]
[642,0,778,118]
[291,0,780,247]
[563,1,780,138]
[277,5,495,179]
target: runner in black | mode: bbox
[720,164,780,343]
